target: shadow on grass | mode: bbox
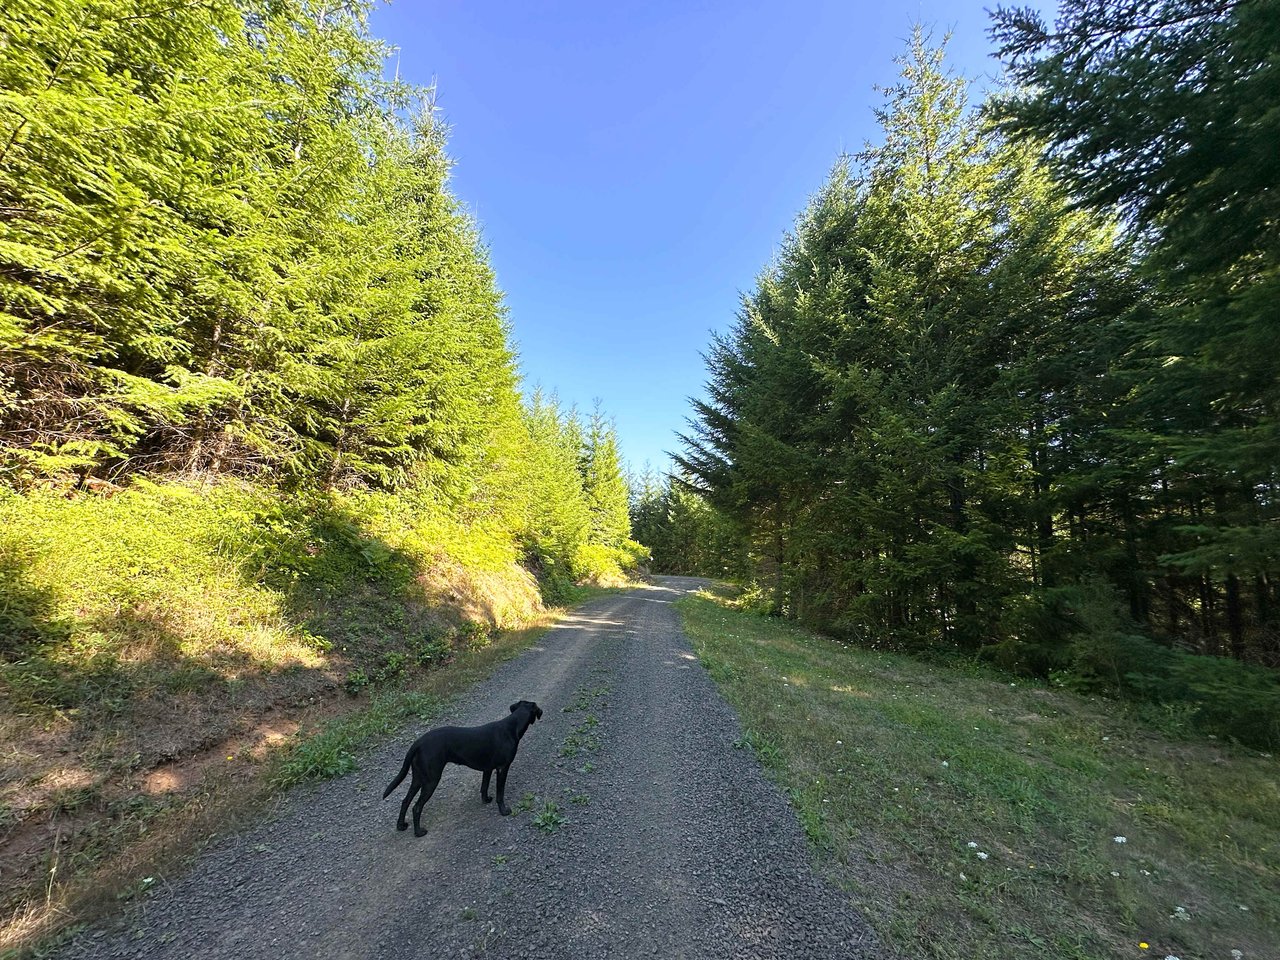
[0,494,488,764]
[0,485,559,854]
[218,495,471,655]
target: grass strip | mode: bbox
[678,589,1279,960]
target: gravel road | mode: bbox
[59,577,888,959]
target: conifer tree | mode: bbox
[992,0,1280,658]
[580,405,632,548]
[682,32,1139,650]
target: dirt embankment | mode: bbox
[0,550,546,954]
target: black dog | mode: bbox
[382,700,543,837]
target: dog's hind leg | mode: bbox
[412,762,444,838]
[481,769,493,804]
[396,769,421,832]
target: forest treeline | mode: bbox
[0,0,639,596]
[637,2,1279,745]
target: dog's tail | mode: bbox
[382,748,412,799]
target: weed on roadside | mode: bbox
[532,800,567,833]
[562,684,609,714]
[272,691,434,788]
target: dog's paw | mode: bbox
[396,821,408,831]
[482,795,493,804]
[414,827,428,838]
[498,806,511,816]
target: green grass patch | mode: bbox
[271,690,437,788]
[678,590,1279,960]
[532,799,567,833]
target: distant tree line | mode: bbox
[0,0,637,586]
[660,7,1278,744]
[629,465,745,579]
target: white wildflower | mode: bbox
[1231,951,1243,959]
[967,842,978,848]
[976,852,989,860]
[1113,836,1127,843]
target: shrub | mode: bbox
[1162,654,1280,748]
[989,581,1279,748]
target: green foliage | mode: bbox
[677,28,1278,735]
[532,799,566,833]
[580,405,631,548]
[681,32,1136,643]
[0,0,521,496]
[630,467,745,577]
[275,732,358,787]
[0,0,641,618]
[0,480,535,724]
[1161,655,1280,749]
[0,0,643,767]
[513,391,644,595]
[990,0,1280,658]
[272,690,436,789]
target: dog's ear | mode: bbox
[510,702,519,713]
[534,705,543,722]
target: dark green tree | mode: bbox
[580,404,631,548]
[681,32,1140,652]
[993,0,1280,659]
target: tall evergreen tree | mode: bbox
[993,0,1280,659]
[681,32,1140,652]
[580,405,631,548]
[0,0,526,506]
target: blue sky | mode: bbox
[369,0,1054,475]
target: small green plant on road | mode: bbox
[532,800,567,833]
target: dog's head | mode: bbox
[510,700,542,723]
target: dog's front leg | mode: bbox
[496,766,512,815]
[481,769,493,804]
